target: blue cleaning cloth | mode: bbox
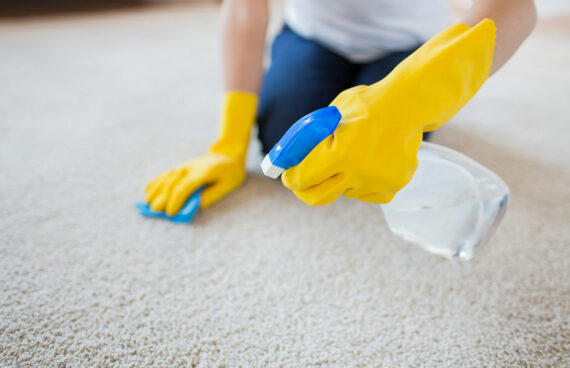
[136,187,204,223]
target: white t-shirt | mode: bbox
[284,0,451,62]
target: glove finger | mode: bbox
[292,173,347,206]
[281,136,338,191]
[199,180,234,209]
[148,171,179,211]
[163,168,187,197]
[150,192,167,212]
[145,172,170,204]
[150,169,186,211]
[145,171,169,194]
[329,85,368,107]
[356,191,396,204]
[165,173,205,216]
[344,184,374,199]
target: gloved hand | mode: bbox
[145,91,257,215]
[282,19,496,206]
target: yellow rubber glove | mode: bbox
[282,19,496,206]
[145,91,257,215]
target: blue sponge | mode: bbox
[136,187,204,223]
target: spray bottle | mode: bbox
[261,106,509,260]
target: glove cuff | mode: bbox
[361,19,495,133]
[209,91,258,161]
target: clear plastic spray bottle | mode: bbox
[380,142,508,260]
[261,106,509,260]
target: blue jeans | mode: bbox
[257,24,425,154]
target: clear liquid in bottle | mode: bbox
[381,142,509,260]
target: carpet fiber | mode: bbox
[1,3,569,367]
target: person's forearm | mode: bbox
[221,0,268,93]
[462,0,537,74]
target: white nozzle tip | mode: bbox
[261,155,284,179]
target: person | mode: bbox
[144,0,536,215]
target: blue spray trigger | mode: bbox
[136,186,205,223]
[261,106,341,178]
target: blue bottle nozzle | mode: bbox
[261,106,342,178]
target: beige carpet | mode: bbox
[1,3,569,367]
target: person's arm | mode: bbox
[144,0,269,215]
[280,4,537,207]
[462,0,537,74]
[281,20,498,206]
[221,0,268,93]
